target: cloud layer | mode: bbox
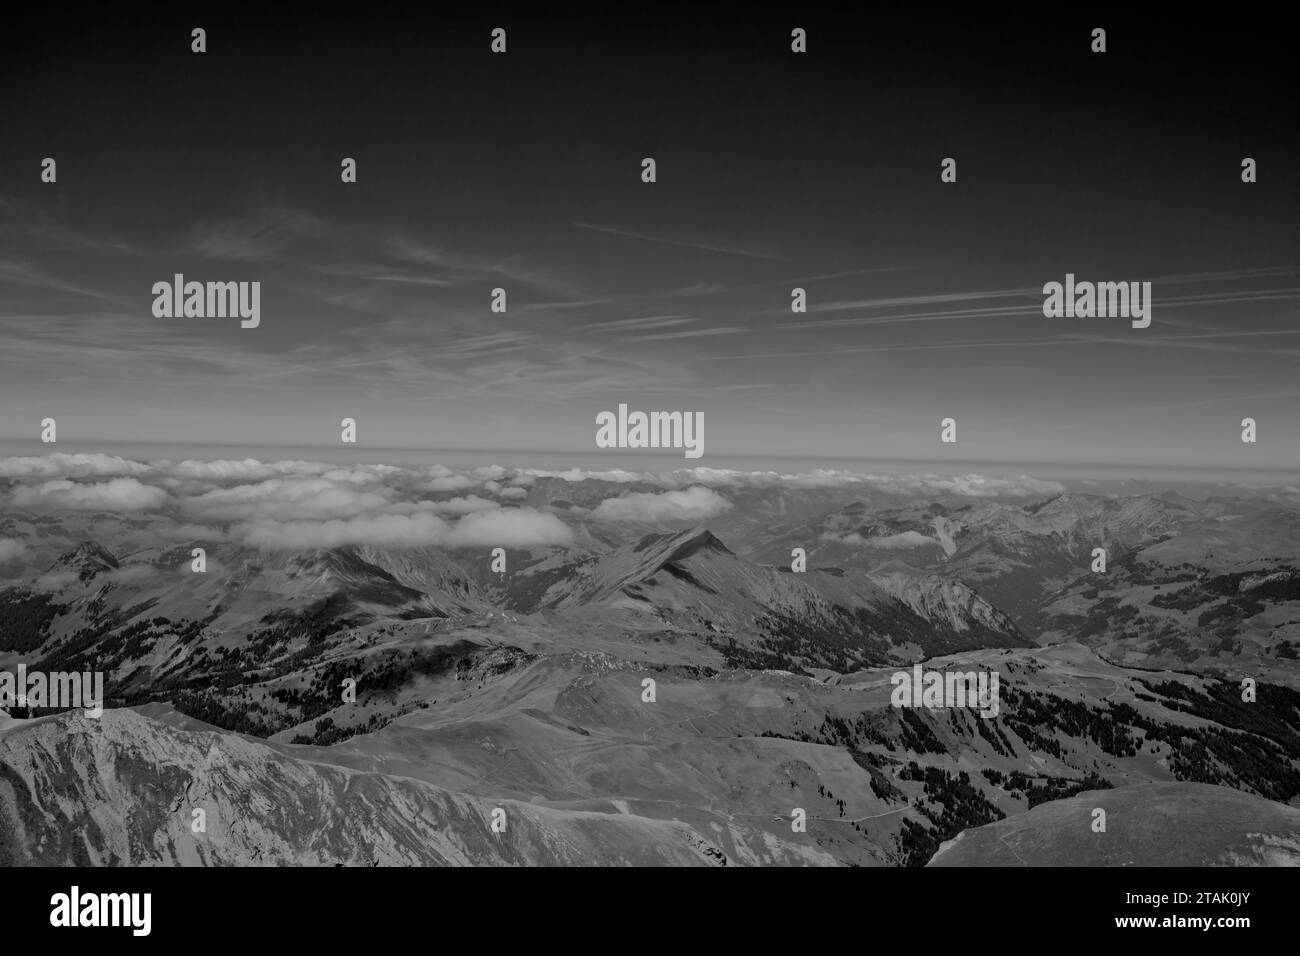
[6,453,1220,564]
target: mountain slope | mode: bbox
[0,708,828,866]
[927,781,1300,866]
[518,527,1029,669]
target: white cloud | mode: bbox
[885,473,1067,498]
[512,465,1065,498]
[163,458,334,481]
[0,453,150,479]
[0,537,27,562]
[441,508,572,547]
[320,465,403,484]
[235,512,445,550]
[592,485,733,523]
[0,454,1085,556]
[520,467,649,484]
[180,477,391,522]
[234,507,571,550]
[439,495,499,515]
[33,570,79,591]
[11,477,168,511]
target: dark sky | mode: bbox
[2,5,1297,471]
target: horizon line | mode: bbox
[0,438,1295,482]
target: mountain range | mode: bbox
[2,468,1298,866]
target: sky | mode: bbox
[1,6,1297,474]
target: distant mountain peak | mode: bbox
[631,528,732,563]
[49,541,120,580]
[661,528,732,563]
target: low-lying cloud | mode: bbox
[11,477,168,512]
[0,453,151,479]
[0,537,27,562]
[592,485,733,523]
[235,507,571,550]
[0,452,1186,565]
